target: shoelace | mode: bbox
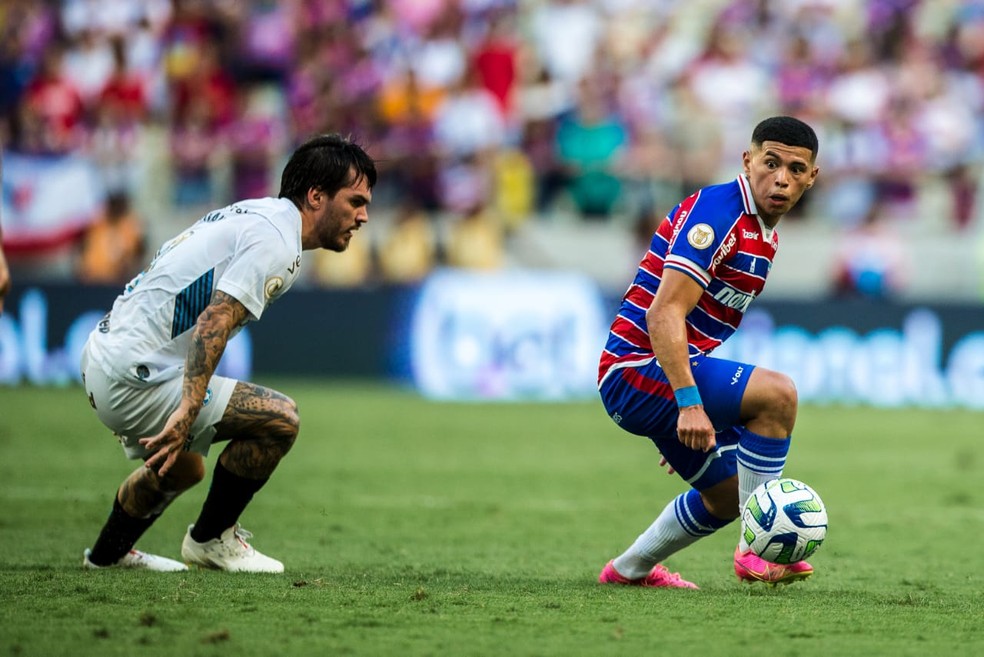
[232,526,255,553]
[649,565,685,584]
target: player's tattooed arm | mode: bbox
[181,290,249,416]
[141,290,249,476]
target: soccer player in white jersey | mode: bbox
[80,134,375,572]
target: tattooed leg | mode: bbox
[213,382,300,478]
[88,452,204,565]
[188,382,299,542]
[118,452,206,518]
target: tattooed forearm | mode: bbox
[181,290,249,415]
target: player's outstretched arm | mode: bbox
[141,290,249,476]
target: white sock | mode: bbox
[612,490,727,579]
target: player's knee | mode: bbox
[158,454,206,492]
[768,372,798,431]
[272,395,300,448]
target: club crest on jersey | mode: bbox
[264,276,285,300]
[687,224,714,249]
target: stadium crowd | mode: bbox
[1,0,983,295]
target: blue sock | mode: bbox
[676,488,732,537]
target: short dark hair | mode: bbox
[278,134,377,205]
[751,116,818,159]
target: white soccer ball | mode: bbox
[740,478,828,565]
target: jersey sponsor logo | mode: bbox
[287,255,301,275]
[687,223,714,249]
[264,276,285,300]
[712,232,738,268]
[97,312,111,334]
[731,365,744,385]
[743,229,759,239]
[713,287,755,312]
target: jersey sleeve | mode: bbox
[663,194,735,289]
[216,226,294,321]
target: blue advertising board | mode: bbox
[0,277,981,409]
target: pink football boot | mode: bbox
[733,546,813,585]
[598,560,699,589]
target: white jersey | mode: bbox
[86,197,304,383]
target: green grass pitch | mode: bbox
[1,381,982,656]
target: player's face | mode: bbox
[316,174,372,252]
[743,141,818,226]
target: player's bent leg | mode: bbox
[739,368,798,438]
[84,452,204,571]
[729,373,814,586]
[736,368,797,507]
[183,382,298,572]
[122,451,207,518]
[212,381,300,478]
[698,476,741,522]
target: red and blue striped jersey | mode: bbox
[599,175,779,382]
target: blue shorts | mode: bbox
[599,354,754,490]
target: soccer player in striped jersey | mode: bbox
[80,134,375,572]
[597,116,820,587]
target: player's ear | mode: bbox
[306,187,322,209]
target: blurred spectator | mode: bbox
[87,36,147,196]
[445,201,504,270]
[871,95,927,221]
[555,73,628,218]
[19,44,85,154]
[226,84,287,202]
[491,147,535,231]
[63,28,114,106]
[378,201,438,283]
[309,228,374,287]
[169,97,219,208]
[832,211,905,299]
[472,10,520,123]
[76,191,145,285]
[529,0,602,86]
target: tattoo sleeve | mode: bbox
[181,290,249,421]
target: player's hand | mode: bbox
[140,409,194,477]
[676,406,716,452]
[658,456,676,475]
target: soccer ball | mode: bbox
[740,478,827,565]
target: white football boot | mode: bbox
[181,524,284,573]
[83,548,188,572]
